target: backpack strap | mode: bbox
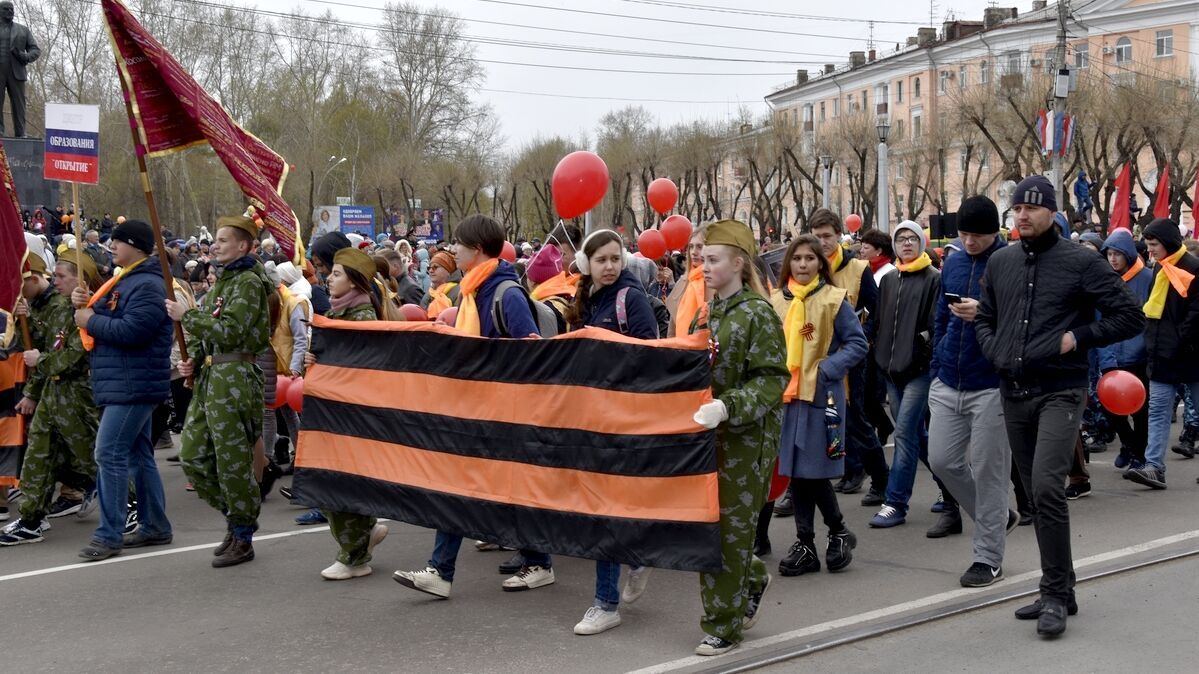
[491,279,520,337]
[616,287,630,335]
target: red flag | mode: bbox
[1109,162,1131,233]
[0,141,27,316]
[101,0,302,261]
[1152,163,1170,219]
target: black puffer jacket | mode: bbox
[1144,250,1199,384]
[976,227,1144,399]
[874,264,940,387]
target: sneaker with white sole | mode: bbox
[46,496,84,518]
[742,573,772,631]
[367,524,388,555]
[393,567,452,598]
[321,561,372,580]
[621,566,652,604]
[501,565,555,592]
[0,522,44,546]
[77,489,99,519]
[695,634,738,656]
[869,504,906,528]
[573,606,621,635]
[959,561,1004,587]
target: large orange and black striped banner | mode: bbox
[293,316,721,572]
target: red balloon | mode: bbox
[500,240,517,263]
[646,177,679,215]
[660,214,692,252]
[400,303,428,321]
[437,306,459,326]
[272,375,293,410]
[286,376,304,412]
[1097,370,1146,416]
[552,151,609,219]
[637,229,667,261]
[845,214,863,233]
[768,459,790,501]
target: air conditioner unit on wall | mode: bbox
[1102,46,1113,55]
[1030,58,1041,67]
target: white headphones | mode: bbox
[574,229,630,276]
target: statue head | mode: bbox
[0,2,13,24]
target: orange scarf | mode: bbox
[80,257,148,351]
[674,264,707,337]
[827,244,844,272]
[531,271,580,301]
[1121,257,1145,283]
[426,282,458,319]
[456,258,500,336]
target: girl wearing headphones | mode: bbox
[562,229,658,637]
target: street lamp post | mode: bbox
[820,154,832,210]
[318,155,348,203]
[875,118,891,234]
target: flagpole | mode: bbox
[115,70,189,368]
[72,182,85,289]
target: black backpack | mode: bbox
[490,279,560,337]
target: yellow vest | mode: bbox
[830,257,868,311]
[272,284,311,373]
[770,284,848,403]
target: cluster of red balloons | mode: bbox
[636,177,693,260]
[273,375,305,412]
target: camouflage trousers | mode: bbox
[699,440,774,643]
[19,381,98,523]
[180,363,262,529]
[325,510,377,566]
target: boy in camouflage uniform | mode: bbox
[1,254,99,545]
[171,216,271,568]
[691,220,788,656]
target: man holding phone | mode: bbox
[928,196,1017,588]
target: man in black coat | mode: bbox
[976,176,1144,638]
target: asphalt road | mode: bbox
[3,427,1197,673]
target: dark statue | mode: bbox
[0,0,39,138]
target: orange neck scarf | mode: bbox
[827,244,844,272]
[456,258,500,336]
[674,264,707,337]
[1121,257,1145,283]
[80,257,148,351]
[426,282,458,319]
[531,271,580,301]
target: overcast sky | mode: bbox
[275,0,1006,148]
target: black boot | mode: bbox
[773,492,794,517]
[259,461,282,500]
[825,530,857,572]
[778,541,821,576]
[498,552,525,575]
[839,470,865,495]
[926,509,963,538]
[212,539,255,568]
[1171,426,1197,459]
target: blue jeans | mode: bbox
[595,560,621,610]
[92,404,172,548]
[883,373,932,514]
[1146,381,1199,471]
[1180,384,1199,428]
[429,531,551,583]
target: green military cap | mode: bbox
[216,215,260,241]
[59,253,99,286]
[22,251,48,279]
[704,219,757,258]
[333,247,378,282]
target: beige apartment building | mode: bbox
[765,0,1199,232]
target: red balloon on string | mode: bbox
[660,214,692,252]
[551,151,610,219]
[286,376,305,412]
[273,375,293,410]
[1097,370,1146,415]
[646,178,679,215]
[437,306,458,326]
[500,241,517,263]
[845,214,863,233]
[637,229,667,261]
[400,304,428,321]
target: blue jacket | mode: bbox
[1096,229,1151,370]
[579,269,658,339]
[86,257,174,406]
[474,260,538,338]
[932,236,1004,391]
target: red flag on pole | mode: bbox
[1109,162,1132,233]
[1152,163,1170,219]
[0,141,27,317]
[0,141,29,485]
[100,0,303,261]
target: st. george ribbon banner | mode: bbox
[100,0,303,261]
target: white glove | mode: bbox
[693,400,728,430]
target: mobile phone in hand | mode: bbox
[944,292,963,304]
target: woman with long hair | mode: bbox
[665,224,712,337]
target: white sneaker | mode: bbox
[621,565,652,604]
[501,565,555,592]
[367,524,388,554]
[573,606,621,635]
[321,561,372,580]
[77,490,99,519]
[393,566,452,598]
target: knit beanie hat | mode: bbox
[430,251,457,275]
[525,244,563,285]
[1011,175,1057,212]
[1143,218,1183,253]
[957,195,1000,235]
[111,219,156,254]
[893,220,926,247]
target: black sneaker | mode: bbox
[1006,509,1020,535]
[1019,511,1035,526]
[46,496,84,518]
[259,461,282,500]
[839,471,865,495]
[212,539,254,568]
[0,521,44,546]
[860,486,885,507]
[124,501,139,536]
[498,552,526,575]
[742,573,772,631]
[1015,596,1078,620]
[695,634,738,656]
[1064,482,1092,499]
[279,485,294,501]
[825,530,857,572]
[959,562,1003,587]
[1126,466,1167,490]
[832,477,848,493]
[926,509,963,538]
[773,492,794,517]
[778,541,820,576]
[753,539,771,557]
[1171,427,1197,459]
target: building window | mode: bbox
[897,80,903,102]
[1156,30,1173,57]
[959,150,969,172]
[820,101,826,120]
[894,119,904,138]
[939,70,949,94]
[914,77,921,98]
[979,149,989,169]
[833,98,840,116]
[847,93,855,112]
[1004,50,1021,74]
[959,65,967,89]
[895,159,905,179]
[980,59,990,84]
[1115,37,1132,64]
[1074,43,1089,69]
[913,114,922,139]
[1044,49,1056,74]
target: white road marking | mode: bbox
[629,528,1199,674]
